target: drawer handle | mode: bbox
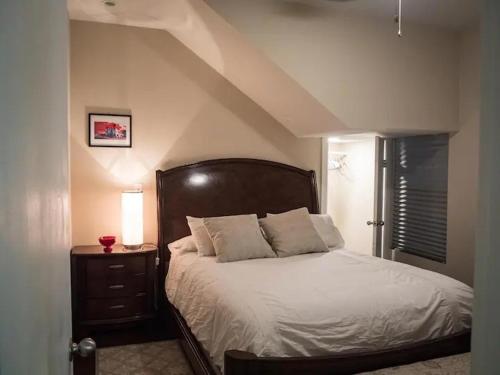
[109,304,125,310]
[108,284,125,290]
[108,264,125,270]
[136,292,146,297]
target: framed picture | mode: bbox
[88,113,132,148]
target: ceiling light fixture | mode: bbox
[103,0,116,6]
[395,0,403,37]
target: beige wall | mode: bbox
[471,1,500,369]
[327,139,376,256]
[395,27,480,286]
[70,21,321,245]
[69,0,346,139]
[325,27,480,285]
[208,0,460,135]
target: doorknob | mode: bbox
[70,338,96,360]
[367,220,385,227]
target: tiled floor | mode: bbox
[98,340,470,375]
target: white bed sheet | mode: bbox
[166,249,472,371]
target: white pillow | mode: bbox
[310,214,345,249]
[187,216,216,256]
[266,212,344,250]
[260,207,328,257]
[167,235,197,254]
[203,214,276,263]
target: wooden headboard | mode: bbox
[155,158,319,294]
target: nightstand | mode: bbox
[71,245,160,346]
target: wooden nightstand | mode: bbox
[71,244,161,346]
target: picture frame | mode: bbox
[88,113,132,148]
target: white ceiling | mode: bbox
[69,0,480,31]
[68,0,348,137]
[322,0,480,30]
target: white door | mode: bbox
[326,137,378,255]
[0,1,73,373]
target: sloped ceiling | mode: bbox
[69,0,477,136]
[207,0,474,135]
[68,0,347,137]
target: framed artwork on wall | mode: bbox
[88,113,132,148]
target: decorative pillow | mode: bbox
[187,216,216,256]
[260,207,328,257]
[167,235,197,254]
[202,214,276,263]
[310,214,345,249]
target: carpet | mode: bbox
[98,340,470,375]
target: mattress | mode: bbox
[165,249,473,371]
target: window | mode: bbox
[391,134,449,263]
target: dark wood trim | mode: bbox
[79,313,156,326]
[224,331,470,375]
[73,351,96,375]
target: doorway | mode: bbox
[325,135,386,257]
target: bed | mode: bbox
[156,158,472,375]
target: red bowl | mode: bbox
[99,236,116,253]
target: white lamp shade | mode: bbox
[121,191,144,247]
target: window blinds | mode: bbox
[391,134,449,263]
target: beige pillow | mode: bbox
[260,208,328,257]
[167,235,197,254]
[187,216,216,256]
[202,214,276,263]
[310,215,345,249]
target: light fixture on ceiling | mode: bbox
[395,0,403,37]
[103,0,116,6]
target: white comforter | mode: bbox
[166,249,472,371]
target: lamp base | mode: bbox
[124,244,143,251]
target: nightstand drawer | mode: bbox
[85,295,147,320]
[71,245,158,343]
[86,274,146,298]
[86,256,146,278]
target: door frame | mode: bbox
[320,137,329,213]
[372,137,385,257]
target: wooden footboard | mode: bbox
[171,304,470,375]
[224,331,471,375]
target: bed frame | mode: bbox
[156,158,470,375]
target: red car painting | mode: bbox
[89,114,132,147]
[94,121,127,139]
